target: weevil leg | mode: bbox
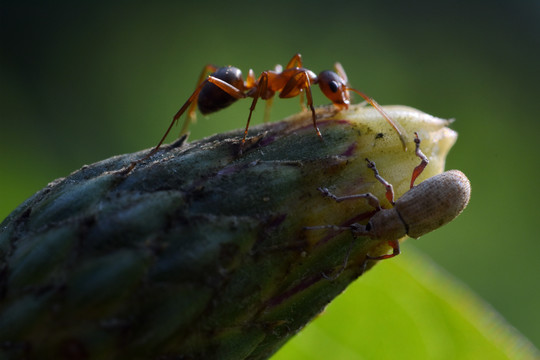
[366,239,401,261]
[359,258,370,275]
[322,237,354,281]
[410,132,429,188]
[359,240,400,275]
[303,224,354,232]
[304,222,370,238]
[304,223,368,280]
[366,159,395,206]
[318,187,381,211]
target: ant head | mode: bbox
[318,70,350,109]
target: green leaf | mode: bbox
[273,246,539,360]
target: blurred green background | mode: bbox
[1,0,539,352]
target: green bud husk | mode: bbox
[0,105,457,359]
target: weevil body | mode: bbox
[355,170,471,241]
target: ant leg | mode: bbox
[263,97,274,123]
[123,78,211,173]
[179,73,247,135]
[280,70,322,139]
[177,76,246,136]
[303,79,320,139]
[188,75,247,136]
[126,75,247,172]
[410,132,429,188]
[317,187,382,211]
[205,76,247,99]
[366,158,395,206]
[184,64,219,124]
[285,53,303,69]
[242,72,270,147]
[347,88,407,151]
[246,68,256,89]
[298,92,307,111]
[246,68,275,122]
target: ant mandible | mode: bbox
[137,53,407,164]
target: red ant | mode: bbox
[130,53,406,168]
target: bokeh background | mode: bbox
[1,0,539,352]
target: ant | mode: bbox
[129,53,406,170]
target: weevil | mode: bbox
[308,134,470,270]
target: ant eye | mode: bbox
[329,81,339,93]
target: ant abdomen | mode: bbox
[198,66,245,114]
